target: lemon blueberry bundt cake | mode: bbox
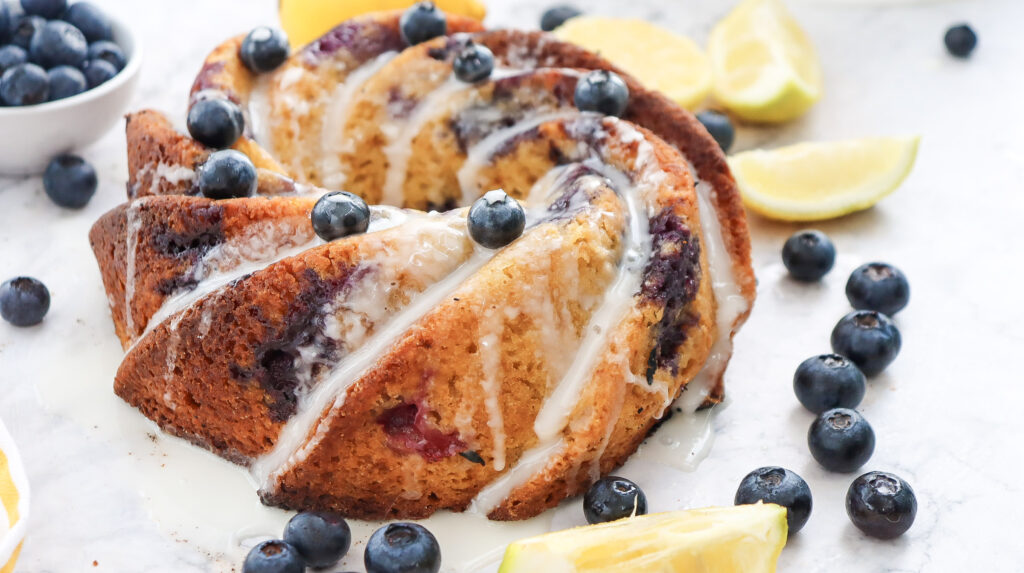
[89,6,756,521]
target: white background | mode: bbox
[1,0,1022,571]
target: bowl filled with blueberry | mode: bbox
[0,0,140,174]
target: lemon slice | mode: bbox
[279,0,487,48]
[554,17,712,110]
[730,136,920,221]
[499,504,787,573]
[708,0,822,123]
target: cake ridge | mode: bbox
[468,115,693,516]
[117,201,421,353]
[317,51,398,189]
[457,109,584,205]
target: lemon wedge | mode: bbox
[498,504,787,573]
[554,17,712,110]
[279,0,487,48]
[708,0,822,123]
[0,418,29,573]
[730,136,920,221]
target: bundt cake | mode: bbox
[89,9,756,521]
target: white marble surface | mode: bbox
[2,0,1023,571]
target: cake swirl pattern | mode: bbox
[89,11,756,521]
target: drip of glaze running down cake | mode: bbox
[89,8,756,522]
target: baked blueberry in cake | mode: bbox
[90,8,756,521]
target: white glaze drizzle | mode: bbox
[470,438,567,514]
[379,76,470,207]
[457,110,582,206]
[249,65,315,178]
[131,161,196,196]
[247,75,274,156]
[678,171,749,411]
[122,201,143,335]
[477,307,507,472]
[531,119,655,442]
[378,67,530,207]
[161,312,188,411]
[319,51,397,190]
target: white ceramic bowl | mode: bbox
[0,15,142,175]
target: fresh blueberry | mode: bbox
[0,44,27,75]
[808,408,875,473]
[29,20,87,68]
[793,354,866,414]
[0,62,47,105]
[735,467,812,534]
[311,191,370,241]
[46,64,85,100]
[20,0,65,18]
[831,310,901,377]
[399,2,446,46]
[198,150,257,200]
[583,476,647,524]
[846,471,917,539]
[240,26,289,74]
[86,40,125,71]
[81,57,116,88]
[574,69,629,117]
[0,276,50,326]
[187,98,245,149]
[944,24,977,58]
[540,5,581,31]
[283,511,351,569]
[696,109,735,153]
[364,522,441,573]
[242,540,305,573]
[468,189,525,249]
[845,262,909,317]
[781,230,835,282]
[452,41,493,83]
[0,2,9,44]
[43,154,96,208]
[9,14,43,50]
[62,2,111,43]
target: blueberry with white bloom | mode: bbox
[468,190,525,249]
